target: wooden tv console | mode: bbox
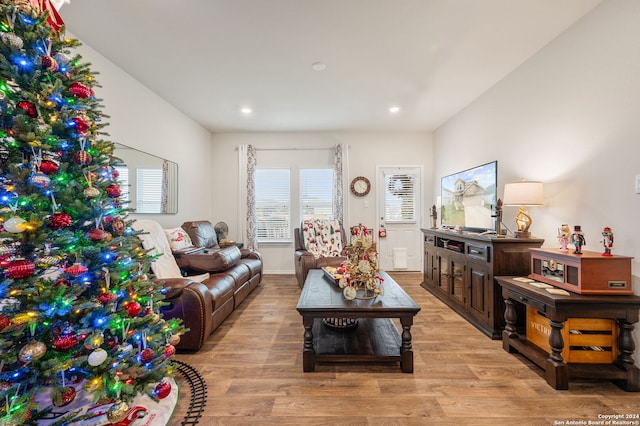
[421,229,543,339]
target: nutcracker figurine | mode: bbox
[570,225,586,254]
[430,204,438,229]
[557,224,570,252]
[601,226,614,256]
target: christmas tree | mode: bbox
[0,1,185,423]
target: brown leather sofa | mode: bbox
[180,220,262,309]
[294,220,347,288]
[132,219,262,352]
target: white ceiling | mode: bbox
[60,0,601,133]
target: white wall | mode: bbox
[434,0,640,362]
[72,36,214,227]
[211,132,432,273]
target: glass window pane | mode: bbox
[136,168,163,213]
[256,169,291,240]
[300,169,334,220]
[384,173,416,223]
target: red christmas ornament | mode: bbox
[105,184,121,198]
[65,263,88,277]
[54,277,71,287]
[6,259,35,279]
[0,254,11,269]
[155,382,171,399]
[126,302,142,317]
[17,101,37,118]
[164,344,176,359]
[0,315,11,332]
[72,117,90,133]
[69,82,94,98]
[40,55,58,71]
[49,212,72,229]
[73,150,92,165]
[53,386,76,407]
[53,334,78,351]
[140,348,154,363]
[87,228,106,241]
[97,292,117,305]
[39,159,59,175]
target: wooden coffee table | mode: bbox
[296,269,421,373]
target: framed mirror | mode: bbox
[113,143,178,214]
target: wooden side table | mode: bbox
[496,276,640,391]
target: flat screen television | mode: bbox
[440,161,497,232]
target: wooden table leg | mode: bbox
[502,298,518,353]
[302,316,315,372]
[400,316,414,373]
[615,320,640,391]
[545,319,569,390]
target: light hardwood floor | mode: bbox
[170,273,639,425]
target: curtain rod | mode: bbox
[255,147,334,151]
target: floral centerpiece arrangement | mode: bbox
[337,224,384,300]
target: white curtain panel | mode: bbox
[245,144,257,250]
[332,144,344,225]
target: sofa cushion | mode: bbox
[178,246,241,273]
[164,227,194,251]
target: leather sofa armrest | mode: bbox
[294,249,317,288]
[158,277,193,299]
[240,248,262,261]
[178,246,241,272]
[295,250,317,269]
[157,279,213,352]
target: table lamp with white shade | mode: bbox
[502,180,544,238]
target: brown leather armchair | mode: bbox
[294,219,347,288]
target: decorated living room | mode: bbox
[1,0,639,424]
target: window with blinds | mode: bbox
[384,172,416,223]
[300,169,334,220]
[136,168,163,214]
[255,169,291,240]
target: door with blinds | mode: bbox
[377,166,423,272]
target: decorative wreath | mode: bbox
[387,174,413,196]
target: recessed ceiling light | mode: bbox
[389,106,400,114]
[240,107,252,115]
[311,62,326,71]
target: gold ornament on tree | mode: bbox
[107,400,129,423]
